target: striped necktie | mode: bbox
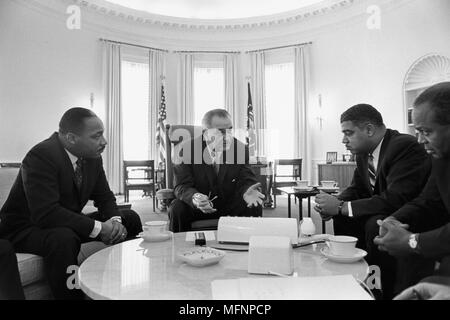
[368,154,376,191]
[74,158,83,191]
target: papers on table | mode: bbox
[211,275,373,300]
[185,231,216,242]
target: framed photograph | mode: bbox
[326,152,338,164]
[408,108,413,125]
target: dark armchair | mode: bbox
[155,124,218,231]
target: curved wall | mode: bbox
[1,0,450,173]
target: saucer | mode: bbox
[317,186,340,192]
[138,231,173,242]
[178,247,226,267]
[320,246,367,263]
[293,186,314,191]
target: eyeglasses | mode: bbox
[204,128,233,137]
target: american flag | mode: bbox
[156,85,167,169]
[246,82,256,156]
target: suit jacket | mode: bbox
[173,136,258,211]
[338,129,431,218]
[0,133,120,241]
[393,157,450,260]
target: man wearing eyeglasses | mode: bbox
[168,109,264,232]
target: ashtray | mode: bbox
[178,247,226,267]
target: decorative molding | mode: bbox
[404,54,450,91]
[71,0,355,31]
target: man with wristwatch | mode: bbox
[374,82,450,299]
[315,104,431,299]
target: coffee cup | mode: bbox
[296,180,309,188]
[143,221,168,236]
[326,235,357,256]
[321,180,338,188]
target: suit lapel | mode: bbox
[79,159,89,204]
[217,162,227,186]
[55,133,82,202]
[217,138,239,186]
[202,139,217,190]
[358,153,373,195]
[376,130,392,175]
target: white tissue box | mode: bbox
[248,236,294,275]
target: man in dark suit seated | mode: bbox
[0,236,25,300]
[315,104,431,299]
[0,107,142,299]
[374,82,450,297]
[168,109,264,232]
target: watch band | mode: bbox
[337,201,345,216]
[408,233,420,253]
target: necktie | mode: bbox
[368,154,376,191]
[214,162,220,175]
[211,151,220,175]
[74,158,83,191]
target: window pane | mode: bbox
[193,67,225,126]
[265,62,295,163]
[121,61,150,160]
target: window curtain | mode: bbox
[294,45,311,181]
[177,53,194,125]
[149,50,166,161]
[224,53,239,127]
[104,43,123,194]
[250,52,267,157]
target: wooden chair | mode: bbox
[272,158,302,208]
[123,160,156,212]
[156,124,218,231]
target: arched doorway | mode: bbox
[403,54,450,135]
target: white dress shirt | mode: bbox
[348,138,384,217]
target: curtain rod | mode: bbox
[246,41,312,53]
[173,50,241,54]
[99,38,169,53]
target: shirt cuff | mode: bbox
[89,220,102,238]
[348,201,353,217]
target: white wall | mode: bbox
[1,0,450,167]
[308,0,450,162]
[0,0,104,161]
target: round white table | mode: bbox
[78,232,368,300]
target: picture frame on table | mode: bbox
[326,152,338,164]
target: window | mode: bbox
[121,60,150,160]
[193,61,225,126]
[265,62,295,161]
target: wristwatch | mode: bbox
[111,216,122,224]
[408,234,419,252]
[337,201,345,216]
